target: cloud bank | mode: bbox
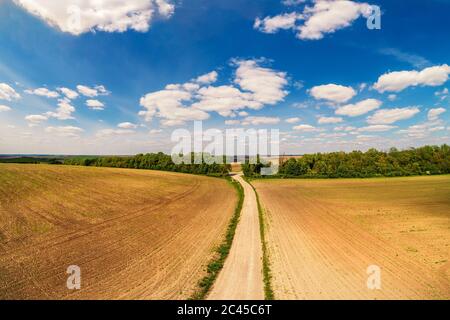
[13,0,175,35]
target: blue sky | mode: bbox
[0,0,449,155]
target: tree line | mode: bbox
[0,157,63,164]
[243,145,450,178]
[64,153,231,177]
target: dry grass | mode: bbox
[253,175,450,299]
[0,164,237,300]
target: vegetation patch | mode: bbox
[190,177,244,300]
[244,145,450,179]
[0,156,63,164]
[65,153,231,177]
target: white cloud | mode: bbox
[318,132,348,139]
[0,105,11,112]
[335,98,382,117]
[285,117,301,123]
[435,88,448,102]
[309,84,356,103]
[140,85,209,125]
[195,71,218,84]
[118,122,138,129]
[77,85,110,97]
[25,87,59,98]
[46,98,76,120]
[367,107,420,124]
[77,85,97,97]
[45,126,83,137]
[225,120,241,125]
[281,0,306,6]
[435,88,448,96]
[238,111,249,117]
[318,116,343,124]
[13,0,175,36]
[86,99,105,110]
[291,102,310,109]
[254,12,302,34]
[379,48,431,69]
[241,116,280,126]
[428,107,446,121]
[398,120,445,138]
[293,124,319,132]
[356,134,377,141]
[140,59,289,125]
[358,125,397,132]
[193,85,258,117]
[0,83,21,101]
[388,94,397,101]
[97,128,136,138]
[164,83,200,92]
[58,87,79,100]
[429,126,445,132]
[359,83,367,92]
[282,0,306,6]
[233,59,288,105]
[255,1,374,41]
[293,80,305,90]
[149,129,163,134]
[25,114,48,126]
[373,64,450,93]
[93,85,109,95]
[334,126,356,132]
[298,0,372,40]
[182,82,200,92]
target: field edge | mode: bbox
[190,177,245,300]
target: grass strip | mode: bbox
[190,176,244,300]
[245,177,275,300]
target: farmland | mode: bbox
[253,176,450,300]
[0,164,237,299]
[1,163,449,301]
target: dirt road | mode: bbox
[253,178,450,300]
[208,174,264,300]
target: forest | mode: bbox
[243,145,450,178]
[63,152,231,177]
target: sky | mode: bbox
[0,0,449,155]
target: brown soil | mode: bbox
[253,176,450,300]
[0,164,236,300]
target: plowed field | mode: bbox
[0,164,237,299]
[253,176,450,300]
